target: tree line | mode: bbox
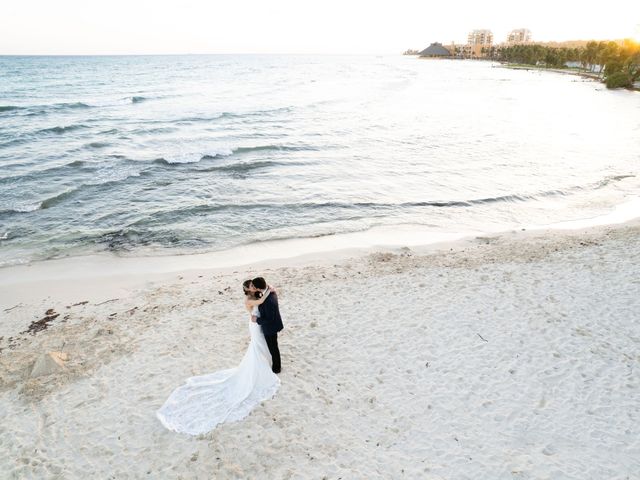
[482,40,640,89]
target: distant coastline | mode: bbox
[406,39,640,91]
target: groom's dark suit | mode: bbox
[257,291,284,373]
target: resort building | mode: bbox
[463,30,494,58]
[454,44,478,58]
[467,29,493,47]
[414,29,502,60]
[507,28,532,44]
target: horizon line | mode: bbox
[1,38,634,57]
[1,52,398,57]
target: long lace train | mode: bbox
[156,322,280,435]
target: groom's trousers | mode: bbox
[264,334,281,373]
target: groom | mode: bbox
[251,277,283,374]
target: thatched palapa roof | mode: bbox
[419,42,452,57]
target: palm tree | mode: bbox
[583,41,598,72]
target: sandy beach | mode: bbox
[1,221,639,479]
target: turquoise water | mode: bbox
[1,55,639,266]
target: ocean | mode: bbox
[0,55,639,267]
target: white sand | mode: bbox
[1,221,639,479]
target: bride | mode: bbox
[156,280,280,435]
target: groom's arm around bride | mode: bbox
[253,276,283,374]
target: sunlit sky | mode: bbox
[2,0,640,55]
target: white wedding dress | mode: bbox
[156,305,280,435]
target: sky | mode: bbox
[2,0,640,55]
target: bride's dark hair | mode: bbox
[242,280,261,299]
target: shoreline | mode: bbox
[2,195,639,313]
[499,62,640,91]
[2,213,640,336]
[501,62,601,80]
